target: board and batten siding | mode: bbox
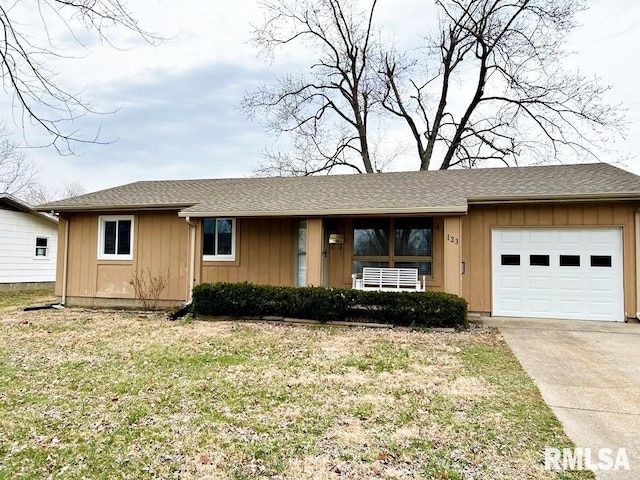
[0,208,57,283]
[58,211,190,302]
[461,202,640,317]
[197,217,296,287]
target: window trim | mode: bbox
[97,215,134,261]
[34,235,50,259]
[352,218,433,278]
[202,218,236,262]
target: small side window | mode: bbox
[591,255,612,268]
[98,215,134,260]
[203,218,236,261]
[501,254,520,266]
[559,255,580,267]
[35,237,48,258]
[530,255,550,266]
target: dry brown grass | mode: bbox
[0,299,592,479]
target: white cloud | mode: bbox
[3,0,639,195]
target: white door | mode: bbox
[491,227,624,321]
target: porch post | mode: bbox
[306,218,323,286]
[443,216,462,296]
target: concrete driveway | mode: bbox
[484,317,640,480]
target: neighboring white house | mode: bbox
[0,194,58,289]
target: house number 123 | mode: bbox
[447,234,459,244]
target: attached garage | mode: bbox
[491,227,624,321]
[37,162,640,318]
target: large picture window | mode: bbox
[98,215,134,260]
[203,218,235,261]
[353,218,432,276]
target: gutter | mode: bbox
[185,216,196,302]
[177,206,469,218]
[468,193,640,205]
[34,203,195,213]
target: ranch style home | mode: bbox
[37,163,640,322]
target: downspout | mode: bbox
[636,208,640,319]
[61,217,69,305]
[185,216,196,302]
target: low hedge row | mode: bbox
[191,282,468,328]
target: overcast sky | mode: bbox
[6,0,640,194]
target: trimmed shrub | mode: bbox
[191,282,468,328]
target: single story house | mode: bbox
[0,193,58,289]
[37,163,640,322]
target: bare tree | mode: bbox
[24,180,85,205]
[382,0,623,170]
[245,0,624,174]
[0,125,39,196]
[242,0,382,175]
[0,0,159,153]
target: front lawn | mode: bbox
[0,302,592,479]
[0,288,56,308]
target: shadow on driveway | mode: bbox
[485,317,640,480]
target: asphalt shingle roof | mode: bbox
[36,163,640,216]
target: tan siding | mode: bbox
[67,214,99,297]
[428,217,444,289]
[306,218,323,286]
[201,218,295,287]
[443,217,462,295]
[461,202,640,316]
[54,217,67,296]
[64,211,190,302]
[328,218,350,288]
[552,205,568,225]
[539,207,553,226]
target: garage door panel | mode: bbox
[529,276,552,290]
[559,276,581,292]
[530,230,552,243]
[589,229,618,246]
[499,298,523,314]
[559,230,582,244]
[529,299,553,314]
[500,275,522,288]
[558,300,583,314]
[499,230,523,243]
[492,227,624,322]
[589,300,617,315]
[588,277,616,292]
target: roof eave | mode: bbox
[467,193,640,205]
[1,195,58,224]
[35,202,197,213]
[177,206,469,218]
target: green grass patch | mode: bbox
[0,309,593,479]
[0,288,56,308]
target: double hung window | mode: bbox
[98,216,133,260]
[203,218,235,261]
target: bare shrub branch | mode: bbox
[130,268,171,311]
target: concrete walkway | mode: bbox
[484,317,640,479]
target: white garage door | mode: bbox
[492,227,624,321]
